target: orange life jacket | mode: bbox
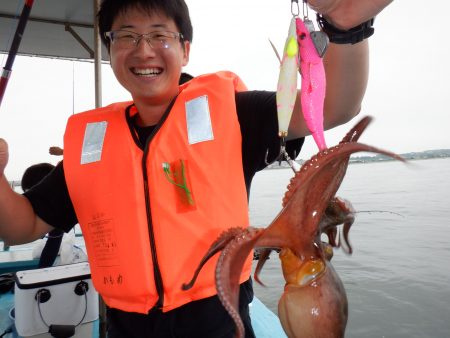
[63,71,252,313]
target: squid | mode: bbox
[182,116,405,338]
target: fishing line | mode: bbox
[1,0,23,68]
[355,210,405,217]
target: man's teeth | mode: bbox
[132,68,162,76]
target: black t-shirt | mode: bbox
[24,90,303,231]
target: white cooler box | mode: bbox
[14,262,99,337]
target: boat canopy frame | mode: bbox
[0,0,106,108]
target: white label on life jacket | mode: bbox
[185,95,214,144]
[81,121,108,164]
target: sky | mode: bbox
[1,0,449,180]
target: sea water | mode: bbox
[249,158,450,338]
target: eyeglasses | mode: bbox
[104,30,184,50]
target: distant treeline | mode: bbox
[266,149,450,169]
[350,149,450,163]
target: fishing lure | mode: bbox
[269,1,328,171]
[296,16,328,150]
[275,16,299,139]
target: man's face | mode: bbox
[109,6,190,105]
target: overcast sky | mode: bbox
[1,0,449,180]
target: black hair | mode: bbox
[21,163,55,192]
[98,0,193,49]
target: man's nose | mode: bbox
[134,37,157,55]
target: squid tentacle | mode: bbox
[341,115,373,143]
[340,218,355,254]
[253,248,273,286]
[182,227,247,290]
[215,229,264,338]
[282,116,374,207]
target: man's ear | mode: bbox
[182,41,190,67]
[107,47,112,66]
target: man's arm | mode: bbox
[0,139,53,245]
[287,0,394,139]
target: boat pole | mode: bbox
[0,0,34,108]
[92,1,107,337]
[93,0,102,109]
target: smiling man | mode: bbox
[0,0,392,337]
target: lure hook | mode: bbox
[264,138,299,173]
